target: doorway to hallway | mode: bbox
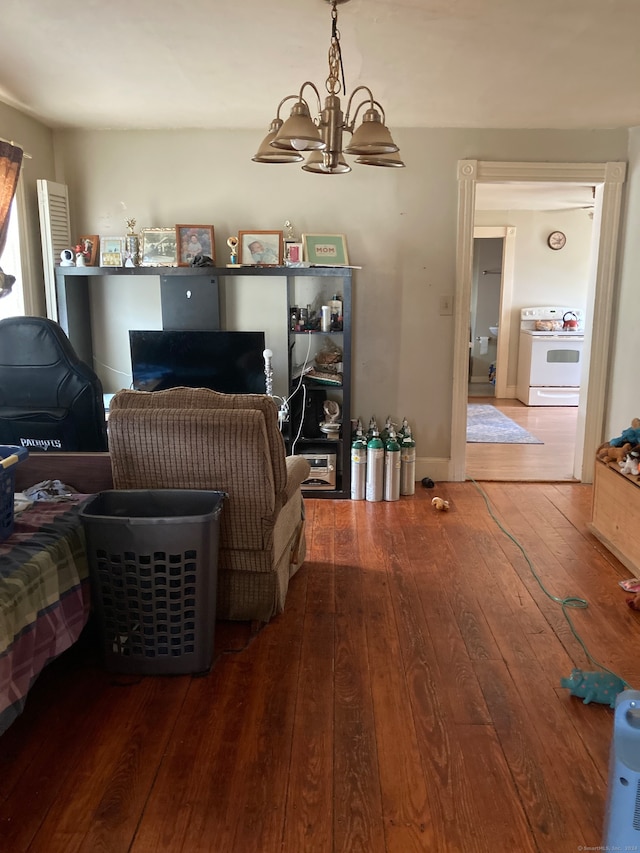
[452,159,626,485]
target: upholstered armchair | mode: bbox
[107,388,310,622]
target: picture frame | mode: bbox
[285,241,304,265]
[140,228,178,267]
[176,224,215,266]
[100,251,123,267]
[238,230,283,266]
[100,236,125,255]
[302,233,349,266]
[78,235,99,266]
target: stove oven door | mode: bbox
[529,336,584,387]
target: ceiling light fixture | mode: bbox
[252,0,404,174]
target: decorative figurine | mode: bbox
[227,236,238,266]
[284,220,303,266]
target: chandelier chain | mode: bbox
[326,0,346,96]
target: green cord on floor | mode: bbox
[466,475,633,690]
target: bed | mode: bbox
[0,452,113,735]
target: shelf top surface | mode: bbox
[55,265,354,278]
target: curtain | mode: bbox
[0,141,23,298]
[0,141,23,258]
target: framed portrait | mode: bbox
[238,230,283,266]
[78,235,99,266]
[302,234,349,266]
[100,251,123,267]
[140,228,178,267]
[176,225,215,266]
[285,241,304,265]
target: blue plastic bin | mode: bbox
[0,445,29,541]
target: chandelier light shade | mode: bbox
[252,118,304,163]
[303,149,351,174]
[344,106,399,156]
[355,152,406,168]
[252,0,404,174]
[271,101,325,151]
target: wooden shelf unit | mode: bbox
[590,459,640,575]
[54,264,354,499]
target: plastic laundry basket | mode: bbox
[80,489,225,675]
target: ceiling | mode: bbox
[1,0,640,133]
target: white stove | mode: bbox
[520,306,585,336]
[516,306,585,406]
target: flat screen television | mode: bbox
[129,330,267,394]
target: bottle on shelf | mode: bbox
[329,293,343,331]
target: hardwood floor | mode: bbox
[466,396,579,481]
[2,486,638,852]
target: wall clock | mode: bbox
[547,230,566,250]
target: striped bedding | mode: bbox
[0,499,90,736]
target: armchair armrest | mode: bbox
[284,454,311,503]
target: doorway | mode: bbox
[452,159,627,484]
[467,211,593,481]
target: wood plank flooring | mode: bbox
[2,485,639,852]
[466,396,579,481]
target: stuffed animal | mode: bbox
[620,450,640,476]
[0,267,16,299]
[609,417,640,447]
[560,667,626,708]
[597,441,631,464]
[431,496,449,511]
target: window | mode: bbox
[0,196,24,319]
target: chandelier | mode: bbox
[252,0,404,174]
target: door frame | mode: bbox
[451,159,626,483]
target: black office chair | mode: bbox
[0,317,108,451]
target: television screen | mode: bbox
[129,330,267,394]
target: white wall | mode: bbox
[43,126,629,469]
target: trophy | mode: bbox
[125,218,139,267]
[227,236,239,267]
[284,220,302,265]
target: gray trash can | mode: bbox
[80,489,225,675]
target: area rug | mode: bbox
[467,404,543,444]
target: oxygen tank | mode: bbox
[384,428,401,501]
[366,428,384,502]
[351,428,367,500]
[400,426,416,496]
